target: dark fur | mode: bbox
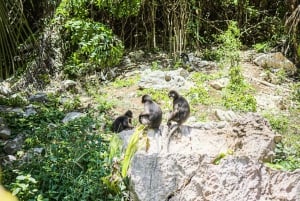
[139,95,162,129]
[180,53,190,64]
[167,90,190,126]
[112,110,133,133]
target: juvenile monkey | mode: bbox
[139,95,162,129]
[112,110,133,133]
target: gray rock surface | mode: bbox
[29,92,48,103]
[62,112,85,123]
[0,82,12,95]
[138,68,194,90]
[3,135,24,154]
[209,78,229,90]
[253,52,297,75]
[119,113,300,201]
[0,127,11,140]
[215,109,239,122]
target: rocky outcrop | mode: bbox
[138,68,194,90]
[253,52,297,75]
[119,113,300,201]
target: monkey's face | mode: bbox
[168,90,178,99]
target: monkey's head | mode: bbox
[125,110,133,118]
[168,90,179,100]
[141,95,152,103]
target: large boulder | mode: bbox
[138,68,194,91]
[253,52,297,75]
[119,113,300,201]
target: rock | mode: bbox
[118,113,298,201]
[128,50,145,62]
[138,68,194,91]
[10,107,24,115]
[1,155,17,165]
[0,127,11,140]
[28,92,48,103]
[3,135,24,155]
[24,105,37,117]
[215,109,239,122]
[253,52,297,75]
[0,82,12,95]
[62,112,85,123]
[165,74,171,81]
[62,80,77,91]
[210,78,229,90]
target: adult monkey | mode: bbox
[167,90,190,127]
[112,110,133,133]
[139,95,162,129]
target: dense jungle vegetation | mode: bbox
[0,0,300,200]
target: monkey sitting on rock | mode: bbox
[112,110,134,133]
[139,94,162,130]
[167,90,190,128]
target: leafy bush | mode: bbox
[215,21,242,67]
[63,19,124,77]
[222,66,257,112]
[2,104,116,201]
[253,42,272,53]
[96,0,142,18]
[185,86,210,106]
[0,95,27,107]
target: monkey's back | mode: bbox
[147,101,163,129]
[173,96,190,125]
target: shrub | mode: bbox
[2,104,116,201]
[64,19,124,77]
[222,66,257,112]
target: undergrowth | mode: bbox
[1,99,119,201]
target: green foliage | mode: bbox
[212,149,233,165]
[96,0,142,18]
[185,86,210,106]
[291,82,300,108]
[215,21,242,66]
[263,111,300,171]
[222,66,257,112]
[102,125,145,197]
[60,96,81,112]
[151,61,160,70]
[121,125,145,178]
[263,113,289,134]
[10,172,41,201]
[111,75,140,88]
[190,71,223,83]
[202,48,222,62]
[0,95,27,107]
[266,142,300,171]
[64,19,124,77]
[253,42,272,53]
[2,103,116,201]
[55,0,89,19]
[137,88,169,104]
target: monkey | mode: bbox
[139,95,162,129]
[167,90,190,127]
[112,110,133,133]
[180,53,190,64]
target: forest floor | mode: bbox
[98,50,299,132]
